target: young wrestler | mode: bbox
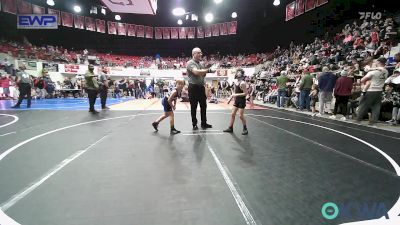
[224,68,248,135]
[152,80,185,134]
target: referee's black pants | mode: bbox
[188,83,207,126]
[15,83,31,107]
[86,89,98,112]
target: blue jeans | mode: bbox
[300,89,311,110]
[277,89,287,107]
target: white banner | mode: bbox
[101,0,157,15]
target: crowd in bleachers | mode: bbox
[251,16,400,125]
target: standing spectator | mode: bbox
[384,84,400,125]
[310,84,319,116]
[0,74,11,99]
[330,70,353,120]
[84,64,99,114]
[317,66,337,116]
[12,64,32,108]
[356,58,388,125]
[299,70,313,111]
[276,71,289,107]
[98,67,109,109]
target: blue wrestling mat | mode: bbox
[0,98,133,110]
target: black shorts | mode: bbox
[162,97,172,112]
[234,97,246,109]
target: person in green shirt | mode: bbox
[276,71,289,107]
[299,70,314,111]
[84,64,99,113]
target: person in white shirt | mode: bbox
[356,57,388,125]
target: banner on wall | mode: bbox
[163,27,170,39]
[74,15,85,29]
[48,8,61,25]
[187,27,195,39]
[316,0,328,6]
[228,21,237,35]
[136,25,145,37]
[179,27,187,39]
[197,26,204,38]
[145,26,153,38]
[212,24,219,36]
[108,21,117,35]
[155,27,162,39]
[305,0,316,12]
[219,23,228,35]
[85,17,95,31]
[95,19,105,33]
[171,27,179,39]
[286,2,296,21]
[32,4,45,14]
[127,24,136,36]
[17,0,32,14]
[42,62,59,72]
[1,0,17,14]
[61,11,73,27]
[118,23,126,35]
[205,25,212,37]
[295,0,305,16]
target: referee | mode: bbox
[12,64,32,108]
[186,47,215,130]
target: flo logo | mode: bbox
[359,12,382,20]
[321,202,390,220]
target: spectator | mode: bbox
[356,57,388,125]
[330,70,353,120]
[317,66,337,116]
[276,71,289,107]
[299,70,313,111]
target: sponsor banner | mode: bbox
[17,14,58,29]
